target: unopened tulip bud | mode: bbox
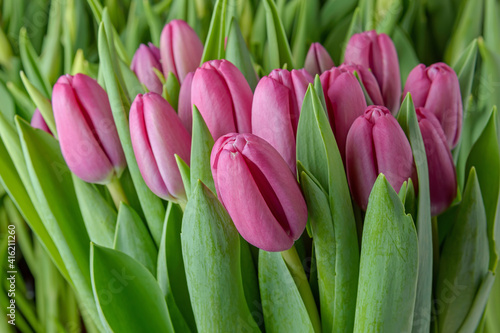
[31,109,52,135]
[304,43,334,77]
[211,133,307,252]
[252,68,313,172]
[160,20,203,84]
[344,30,401,113]
[338,63,384,106]
[129,92,191,202]
[131,43,163,94]
[178,71,194,134]
[403,63,462,148]
[346,106,414,210]
[53,74,126,184]
[192,59,253,140]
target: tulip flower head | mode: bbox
[403,63,462,148]
[304,43,335,77]
[52,74,126,184]
[178,71,194,134]
[129,92,191,202]
[31,108,52,135]
[346,105,414,210]
[131,43,163,94]
[252,68,313,172]
[338,63,384,106]
[211,133,308,252]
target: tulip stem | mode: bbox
[432,217,439,279]
[281,245,321,333]
[107,177,128,209]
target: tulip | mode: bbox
[304,43,334,77]
[211,133,307,252]
[129,92,191,202]
[252,69,313,172]
[53,74,126,184]
[160,19,203,84]
[416,107,457,216]
[191,59,253,140]
[320,67,367,159]
[344,30,401,113]
[31,109,52,135]
[178,71,194,134]
[346,105,414,210]
[338,63,384,106]
[130,43,163,94]
[403,63,462,148]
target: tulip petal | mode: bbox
[131,44,163,94]
[403,64,431,108]
[171,20,203,83]
[178,71,194,134]
[31,109,52,134]
[377,33,401,112]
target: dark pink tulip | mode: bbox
[344,30,401,113]
[416,107,457,216]
[338,63,384,106]
[346,106,414,210]
[320,67,367,160]
[178,71,194,134]
[211,133,307,252]
[191,59,253,140]
[403,63,462,148]
[53,74,126,184]
[252,69,313,172]
[31,109,52,135]
[129,92,191,202]
[131,43,163,94]
[160,20,203,84]
[304,43,334,77]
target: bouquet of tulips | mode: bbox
[1,0,499,332]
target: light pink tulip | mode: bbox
[304,43,335,77]
[178,71,194,134]
[31,109,52,135]
[131,43,163,94]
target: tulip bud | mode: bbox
[320,67,367,159]
[53,74,126,184]
[252,69,313,172]
[130,43,163,94]
[178,71,194,134]
[160,19,203,84]
[304,43,334,77]
[403,63,462,148]
[344,30,401,113]
[338,63,384,106]
[416,107,457,216]
[31,109,52,135]
[129,92,191,202]
[211,133,307,252]
[346,106,414,210]
[192,59,253,140]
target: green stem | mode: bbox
[281,245,321,333]
[106,177,128,209]
[432,216,440,282]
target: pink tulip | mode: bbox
[346,105,414,210]
[53,74,126,184]
[320,67,367,160]
[304,43,335,77]
[191,59,253,140]
[344,30,401,113]
[129,92,191,202]
[31,109,52,135]
[252,69,313,172]
[131,43,163,94]
[178,71,194,134]
[160,20,203,84]
[211,133,307,252]
[416,107,457,216]
[403,63,462,148]
[338,63,384,106]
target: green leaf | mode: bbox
[392,26,420,87]
[181,180,259,332]
[91,244,174,333]
[460,272,496,332]
[354,174,418,332]
[164,72,180,111]
[118,59,145,103]
[0,81,15,122]
[452,38,478,117]
[143,0,163,45]
[175,154,191,199]
[291,0,319,67]
[5,82,35,121]
[240,238,262,330]
[375,0,402,36]
[484,0,500,52]
[340,7,362,64]
[190,106,215,194]
[262,0,294,70]
[359,0,375,30]
[200,0,227,64]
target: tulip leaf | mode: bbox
[375,0,402,35]
[114,203,158,275]
[190,106,215,195]
[5,82,35,121]
[73,176,117,248]
[239,238,262,330]
[200,0,227,64]
[437,168,490,332]
[175,154,191,199]
[392,26,420,87]
[157,202,195,333]
[460,271,496,332]
[98,18,165,247]
[291,0,319,68]
[181,180,259,332]
[452,38,478,118]
[91,244,174,333]
[313,75,327,115]
[354,174,418,332]
[323,13,352,65]
[118,59,145,103]
[0,81,15,122]
[484,0,500,52]
[143,0,162,45]
[164,72,180,111]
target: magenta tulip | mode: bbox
[252,69,313,172]
[403,63,462,148]
[304,43,335,77]
[178,71,194,134]
[344,30,401,113]
[211,133,307,252]
[416,107,457,216]
[129,92,191,202]
[131,43,163,94]
[320,67,367,159]
[160,20,203,84]
[191,59,253,140]
[338,63,384,106]
[53,74,126,184]
[31,109,52,135]
[346,106,414,210]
